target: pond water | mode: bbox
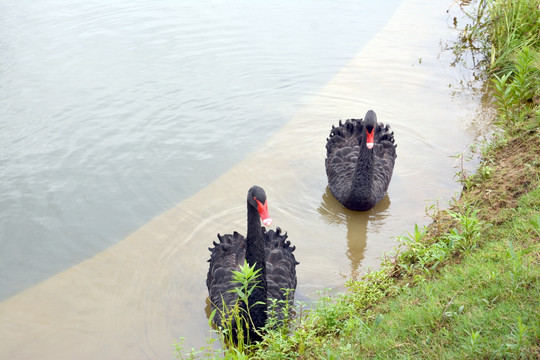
[0,0,481,359]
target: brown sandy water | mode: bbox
[0,0,482,358]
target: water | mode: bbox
[0,0,400,300]
[0,0,482,359]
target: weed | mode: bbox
[446,208,485,251]
[395,214,482,278]
[442,302,465,321]
[491,46,539,129]
[452,149,478,189]
[205,260,264,348]
[505,317,529,358]
[492,71,517,122]
[528,213,540,236]
[462,328,482,356]
[454,0,540,74]
[175,260,299,359]
[173,336,223,360]
[505,240,535,293]
[396,224,427,268]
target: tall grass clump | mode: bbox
[457,0,540,74]
[173,261,262,359]
[491,45,540,132]
[455,0,540,133]
[485,0,540,74]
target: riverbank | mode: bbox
[175,0,539,358]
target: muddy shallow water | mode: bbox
[0,0,482,359]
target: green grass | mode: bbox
[316,189,539,359]
[458,0,540,75]
[491,46,540,132]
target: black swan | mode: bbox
[325,110,397,211]
[206,185,298,343]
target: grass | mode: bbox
[316,188,539,359]
[174,0,540,358]
[456,0,540,75]
[491,46,540,132]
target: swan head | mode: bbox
[248,185,272,227]
[364,110,377,150]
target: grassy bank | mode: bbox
[175,0,539,358]
[290,137,539,359]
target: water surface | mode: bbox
[0,0,400,300]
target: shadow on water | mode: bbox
[318,187,391,280]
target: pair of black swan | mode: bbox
[206,110,396,343]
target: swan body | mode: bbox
[206,186,298,342]
[325,110,396,211]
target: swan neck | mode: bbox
[245,202,268,334]
[246,205,265,262]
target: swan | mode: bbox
[206,185,298,343]
[325,110,396,211]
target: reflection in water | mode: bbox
[204,298,214,328]
[318,187,390,279]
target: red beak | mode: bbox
[255,198,272,226]
[366,128,374,149]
